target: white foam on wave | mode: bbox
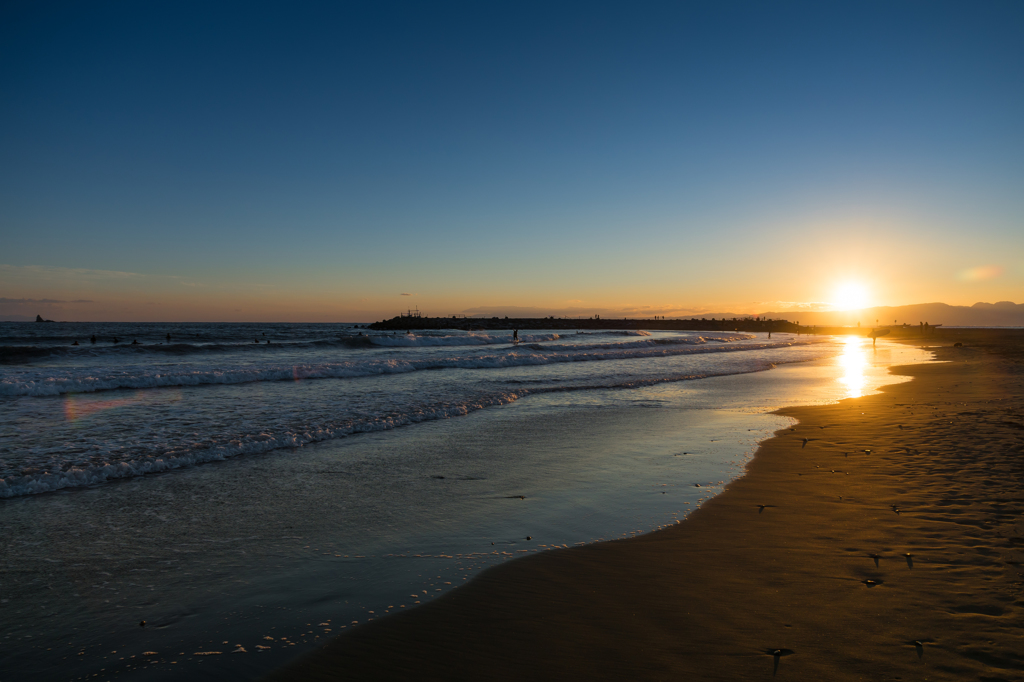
[0,339,818,397]
[536,333,754,353]
[0,364,761,499]
[0,391,532,498]
[573,330,651,336]
[367,332,561,347]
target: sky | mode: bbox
[1,0,1022,322]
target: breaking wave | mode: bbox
[1,338,807,397]
[0,367,750,498]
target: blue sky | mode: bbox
[2,1,1022,321]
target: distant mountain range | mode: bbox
[459,301,1024,327]
[761,301,1024,327]
[458,301,1024,327]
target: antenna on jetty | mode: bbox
[400,306,422,318]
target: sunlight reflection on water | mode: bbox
[837,335,869,398]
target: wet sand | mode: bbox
[268,330,1024,681]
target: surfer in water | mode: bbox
[513,329,519,343]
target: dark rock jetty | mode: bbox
[368,315,803,333]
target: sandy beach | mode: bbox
[3,329,923,682]
[6,5,1022,681]
[268,329,1024,681]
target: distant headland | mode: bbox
[371,314,799,333]
[368,300,1024,332]
[368,310,960,337]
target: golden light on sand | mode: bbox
[832,283,869,311]
[837,335,868,399]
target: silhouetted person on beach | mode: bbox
[513,329,519,343]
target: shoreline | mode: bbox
[3,333,886,681]
[267,329,1024,681]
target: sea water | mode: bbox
[0,323,931,680]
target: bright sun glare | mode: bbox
[838,336,868,398]
[833,283,869,311]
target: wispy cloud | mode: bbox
[460,304,742,318]
[0,297,94,313]
[756,300,834,312]
[458,301,841,318]
[957,265,1003,282]
[400,292,413,296]
[0,264,144,281]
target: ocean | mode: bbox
[0,322,931,680]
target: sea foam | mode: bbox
[0,365,758,498]
[1,337,802,397]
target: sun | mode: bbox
[833,283,869,311]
